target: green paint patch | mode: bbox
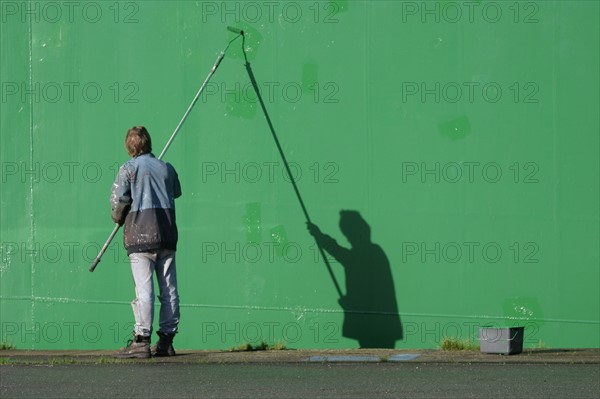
[225,90,257,119]
[439,115,471,140]
[223,25,263,119]
[244,203,262,243]
[302,63,319,92]
[227,24,263,62]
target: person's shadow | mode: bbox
[307,211,402,348]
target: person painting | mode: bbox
[111,126,182,358]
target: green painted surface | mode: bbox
[1,1,598,350]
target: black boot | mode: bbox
[152,331,176,357]
[114,334,151,359]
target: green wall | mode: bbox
[1,1,598,350]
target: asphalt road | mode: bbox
[1,363,599,398]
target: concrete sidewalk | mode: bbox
[1,348,598,365]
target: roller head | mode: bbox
[227,26,244,35]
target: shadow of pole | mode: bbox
[241,38,343,298]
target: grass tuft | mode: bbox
[441,337,479,351]
[228,341,288,352]
[0,343,15,350]
[269,342,288,351]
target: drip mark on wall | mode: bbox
[270,224,288,258]
[244,202,262,243]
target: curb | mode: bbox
[1,349,599,365]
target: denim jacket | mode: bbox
[111,153,181,255]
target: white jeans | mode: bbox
[129,249,180,337]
